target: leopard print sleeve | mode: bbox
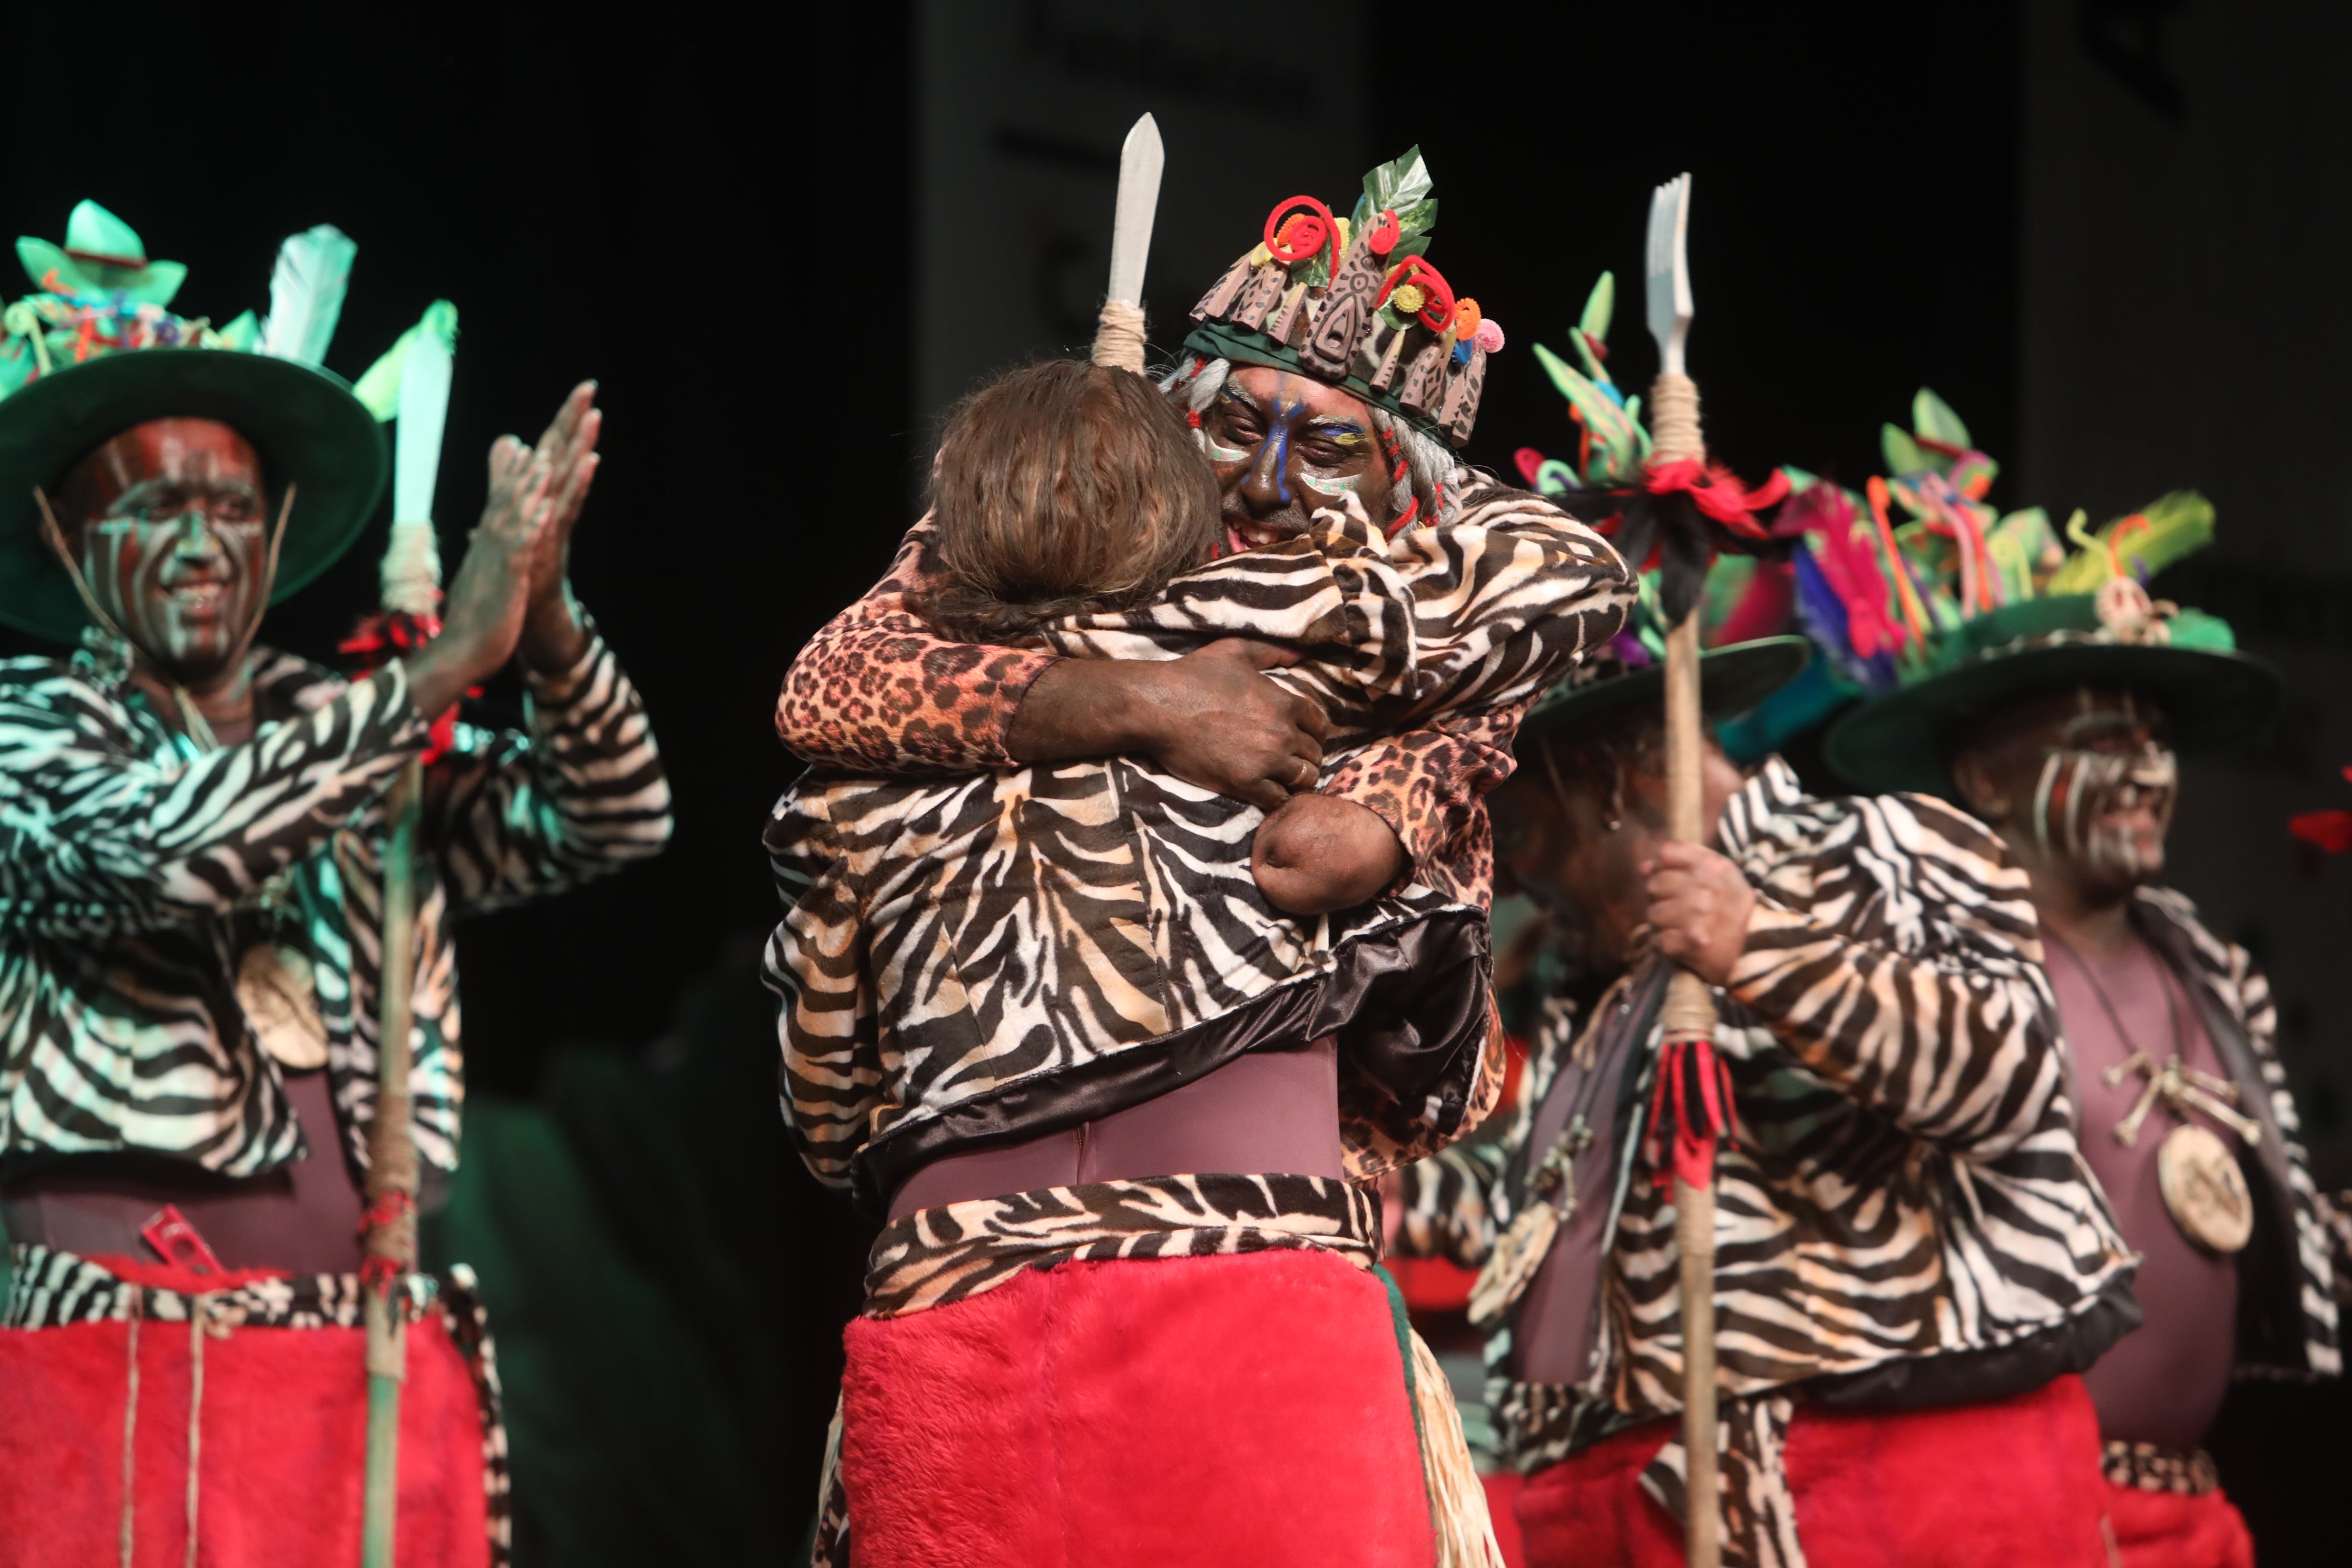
[1321,699,1533,906]
[775,517,1060,772]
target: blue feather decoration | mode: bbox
[260,225,357,366]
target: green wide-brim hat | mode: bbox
[1518,634,1812,752]
[0,348,386,643]
[1823,594,2284,799]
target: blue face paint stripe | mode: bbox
[1272,422,1291,505]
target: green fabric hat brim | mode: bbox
[15,237,187,307]
[0,349,387,643]
[1822,641,2286,800]
[1183,320,1447,443]
[1517,635,1813,754]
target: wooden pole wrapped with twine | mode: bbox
[357,301,456,1568]
[1644,175,1724,1568]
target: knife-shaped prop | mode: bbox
[1091,112,1163,373]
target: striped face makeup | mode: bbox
[1198,367,1392,553]
[59,419,273,684]
[2029,690,2178,889]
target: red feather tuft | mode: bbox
[2289,811,2352,854]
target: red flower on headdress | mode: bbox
[1376,257,1456,332]
[1261,195,1335,264]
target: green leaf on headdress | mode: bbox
[1881,423,1928,477]
[1361,146,1433,214]
[2167,607,2235,652]
[1532,340,1645,483]
[1912,388,1971,452]
[1394,197,1437,244]
[1570,273,1617,386]
[2045,489,2215,594]
[213,310,261,352]
[1580,273,1615,343]
[353,300,460,422]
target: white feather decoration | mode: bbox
[259,224,357,366]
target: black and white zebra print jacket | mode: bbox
[0,633,670,1183]
[766,495,1633,1210]
[2125,884,2343,1380]
[1399,762,2139,1482]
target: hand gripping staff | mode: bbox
[344,300,458,1568]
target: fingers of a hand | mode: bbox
[1284,691,1331,741]
[1239,778,1292,812]
[1215,637,1301,671]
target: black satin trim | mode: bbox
[1804,1274,2141,1413]
[852,907,1493,1212]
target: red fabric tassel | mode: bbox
[1642,458,1791,540]
[1645,1036,1736,1192]
[2289,810,2352,854]
[342,611,468,763]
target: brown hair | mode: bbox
[916,359,1221,641]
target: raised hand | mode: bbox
[404,436,554,719]
[516,380,602,673]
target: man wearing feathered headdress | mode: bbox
[1827,408,2351,1568]
[0,202,670,1565]
[1386,331,2134,1568]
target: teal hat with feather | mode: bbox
[1182,147,1504,449]
[1817,391,2282,798]
[0,202,386,643]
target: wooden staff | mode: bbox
[359,302,456,1568]
[1645,172,1722,1568]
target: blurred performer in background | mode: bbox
[0,203,669,1566]
[1828,469,2350,1568]
[1388,369,2137,1568]
[770,155,1631,1568]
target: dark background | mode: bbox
[4,1,2346,1561]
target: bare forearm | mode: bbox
[517,587,591,681]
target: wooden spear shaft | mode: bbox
[361,760,424,1568]
[1661,607,1722,1568]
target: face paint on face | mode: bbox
[1199,367,1394,552]
[60,419,273,686]
[2027,690,2178,891]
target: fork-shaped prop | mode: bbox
[1644,169,1724,1568]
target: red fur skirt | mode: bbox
[1514,1374,2110,1568]
[0,1250,498,1568]
[2103,1481,2253,1568]
[838,1248,1436,1568]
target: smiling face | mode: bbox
[57,418,272,684]
[1195,366,1396,552]
[1952,684,2178,899]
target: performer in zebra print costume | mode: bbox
[0,206,669,1566]
[771,157,1631,1568]
[1389,577,2139,1567]
[1827,459,2349,1568]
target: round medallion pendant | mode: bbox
[236,943,329,1070]
[2157,1123,2253,1253]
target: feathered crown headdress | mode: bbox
[1512,271,1789,625]
[1183,147,1504,448]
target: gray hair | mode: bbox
[1157,355,1458,529]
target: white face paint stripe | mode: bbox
[1298,471,1362,497]
[2032,750,2065,863]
